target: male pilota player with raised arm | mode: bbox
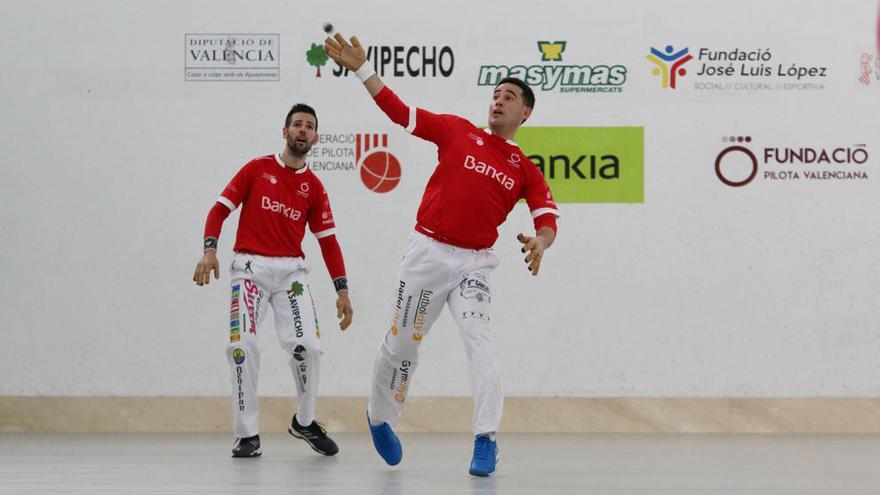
[193,104,353,458]
[325,31,559,476]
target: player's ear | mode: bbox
[311,132,319,145]
[520,106,533,123]
[282,126,289,139]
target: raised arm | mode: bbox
[324,33,384,96]
[324,31,457,145]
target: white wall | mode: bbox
[1,0,878,397]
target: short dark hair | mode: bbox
[495,77,535,109]
[285,103,318,130]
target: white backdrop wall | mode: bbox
[1,0,878,397]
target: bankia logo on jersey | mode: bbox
[713,135,871,187]
[306,42,454,78]
[307,132,403,193]
[477,41,627,94]
[517,127,644,203]
[646,42,829,92]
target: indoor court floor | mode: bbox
[1,432,878,494]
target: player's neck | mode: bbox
[488,124,517,142]
[279,148,308,170]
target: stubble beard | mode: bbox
[286,137,312,157]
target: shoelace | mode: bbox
[473,437,494,460]
[374,424,396,448]
[300,421,328,440]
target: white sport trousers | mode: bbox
[368,232,501,435]
[226,253,323,438]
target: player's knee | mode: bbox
[285,338,322,361]
[382,332,421,360]
[463,332,495,360]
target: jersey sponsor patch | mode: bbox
[463,155,516,191]
[261,195,302,220]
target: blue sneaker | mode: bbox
[367,413,402,466]
[468,435,498,477]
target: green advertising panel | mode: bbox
[516,127,644,203]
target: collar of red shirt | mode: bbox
[482,128,520,148]
[274,153,310,174]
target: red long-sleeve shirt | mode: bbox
[204,154,346,280]
[373,87,558,250]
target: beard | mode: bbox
[286,136,313,157]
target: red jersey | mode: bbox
[214,154,337,257]
[374,88,559,250]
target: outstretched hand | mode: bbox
[517,233,546,277]
[324,32,367,71]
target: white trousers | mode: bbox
[226,253,323,438]
[368,232,501,435]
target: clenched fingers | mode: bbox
[339,309,353,331]
[337,300,353,331]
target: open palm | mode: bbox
[324,33,367,71]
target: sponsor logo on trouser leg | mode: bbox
[232,348,246,411]
[412,290,433,341]
[393,360,411,403]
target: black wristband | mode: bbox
[333,276,348,293]
[203,237,218,251]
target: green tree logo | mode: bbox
[306,43,328,77]
[289,281,305,297]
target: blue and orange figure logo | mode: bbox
[647,45,693,89]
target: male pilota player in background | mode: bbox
[193,103,354,458]
[325,32,558,476]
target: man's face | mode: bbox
[488,83,532,128]
[283,112,318,156]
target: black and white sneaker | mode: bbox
[232,435,261,458]
[288,415,339,456]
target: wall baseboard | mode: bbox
[3,396,879,433]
